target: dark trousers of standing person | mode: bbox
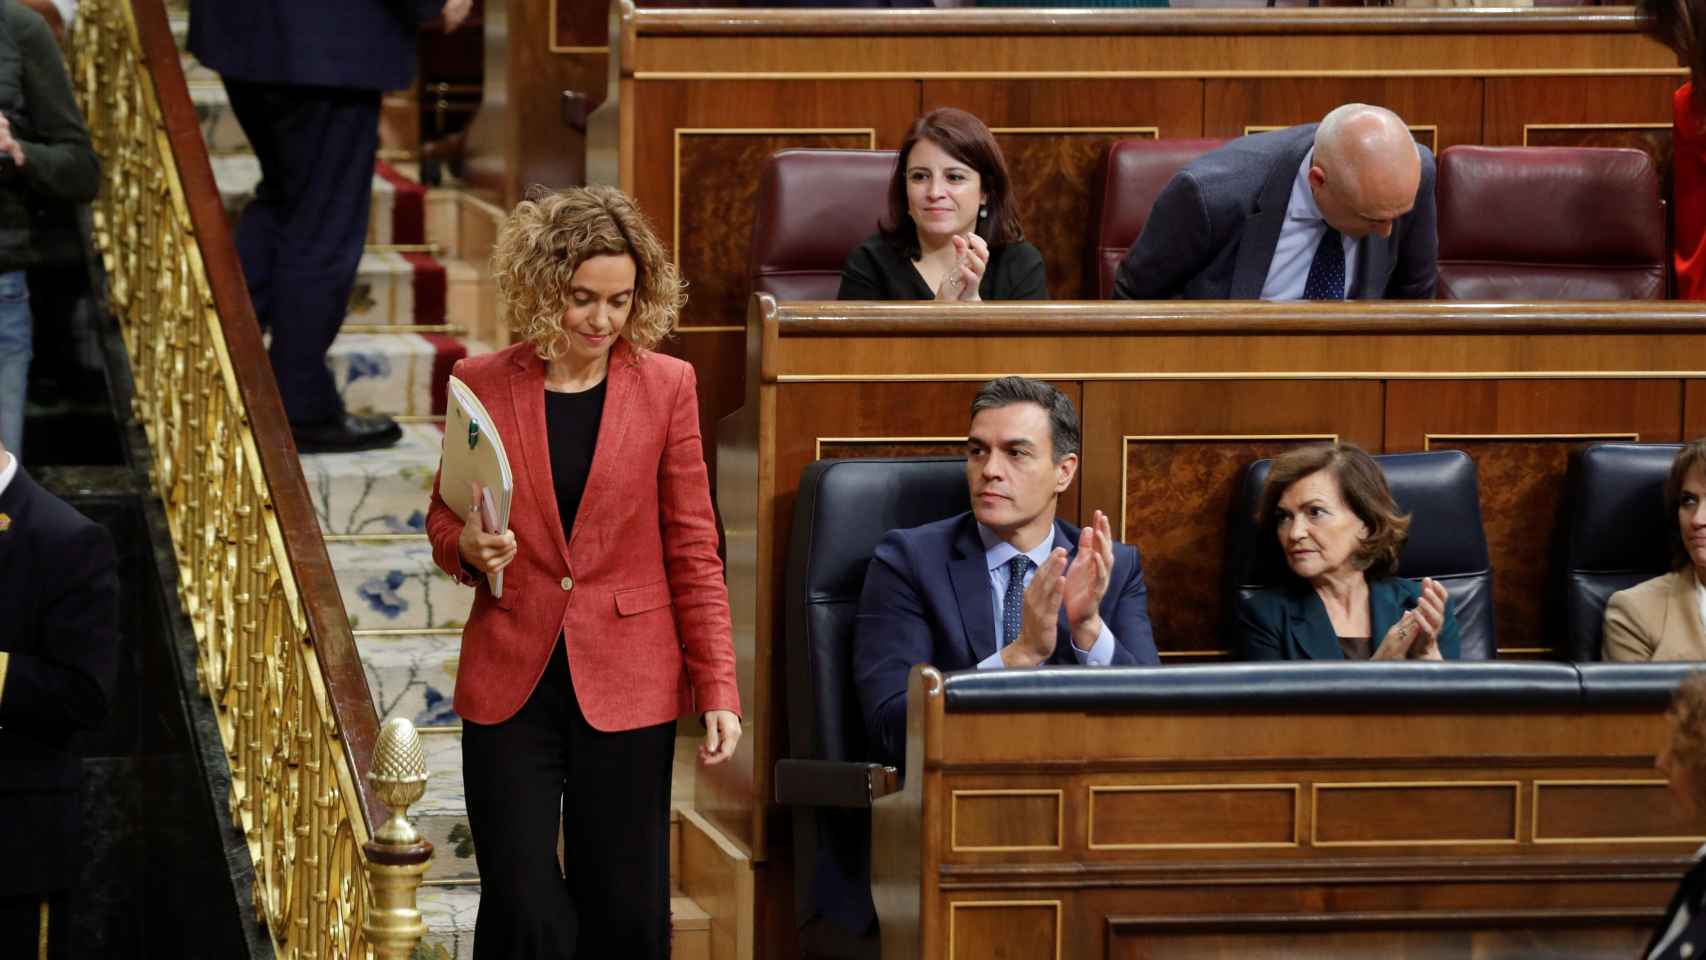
[0,891,70,959]
[462,640,677,960]
[221,80,379,427]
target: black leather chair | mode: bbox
[778,457,969,941]
[1221,449,1496,659]
[1561,443,1682,661]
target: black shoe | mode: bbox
[291,413,403,453]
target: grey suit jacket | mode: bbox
[1112,124,1438,301]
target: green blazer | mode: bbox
[1235,576,1462,661]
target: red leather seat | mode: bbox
[747,148,898,302]
[1086,138,1227,298]
[1436,145,1665,300]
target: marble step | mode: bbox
[347,250,447,327]
[209,155,429,247]
[415,732,478,884]
[360,630,460,729]
[332,539,468,632]
[301,421,442,537]
[329,331,476,418]
[189,79,249,155]
[417,886,712,960]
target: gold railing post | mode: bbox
[361,718,432,960]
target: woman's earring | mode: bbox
[978,204,988,220]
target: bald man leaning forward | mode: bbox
[1114,104,1437,301]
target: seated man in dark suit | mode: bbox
[853,376,1159,768]
[0,434,119,958]
[1114,103,1437,301]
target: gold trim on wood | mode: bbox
[1246,123,1438,153]
[634,68,1689,82]
[1531,779,1706,845]
[676,325,746,334]
[1119,434,1337,544]
[1522,122,1671,146]
[1423,432,1640,450]
[947,899,1063,960]
[1087,783,1301,851]
[1158,649,1230,659]
[813,435,966,461]
[546,0,609,54]
[1310,780,1522,847]
[949,789,1065,853]
[670,127,878,270]
[775,371,1706,384]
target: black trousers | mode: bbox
[222,79,380,425]
[462,641,677,959]
[0,891,69,959]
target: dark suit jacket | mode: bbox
[0,465,119,895]
[1234,575,1461,661]
[1113,124,1438,301]
[188,0,441,91]
[1647,856,1706,960]
[853,512,1158,768]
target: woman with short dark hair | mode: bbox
[837,107,1048,301]
[1234,441,1460,661]
[1603,438,1706,661]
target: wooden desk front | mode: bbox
[614,4,1680,445]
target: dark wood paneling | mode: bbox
[1384,379,1683,656]
[677,130,872,330]
[1483,76,1678,146]
[818,440,965,460]
[1534,782,1699,842]
[921,79,1203,299]
[1314,783,1517,845]
[949,901,1058,960]
[661,329,744,477]
[1088,785,1296,849]
[1081,380,1383,655]
[952,792,1062,850]
[1686,380,1706,438]
[1204,77,1484,150]
[1107,923,1648,960]
[555,0,604,47]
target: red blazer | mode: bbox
[426,339,740,730]
[1677,82,1706,301]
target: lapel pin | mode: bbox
[0,513,11,532]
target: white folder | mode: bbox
[439,375,514,597]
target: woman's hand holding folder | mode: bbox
[458,480,517,576]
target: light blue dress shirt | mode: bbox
[973,522,1116,670]
[1260,148,1362,301]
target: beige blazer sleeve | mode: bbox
[1602,588,1658,662]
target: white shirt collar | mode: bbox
[1287,148,1327,224]
[0,451,17,500]
[976,520,1057,573]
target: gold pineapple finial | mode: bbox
[369,717,429,846]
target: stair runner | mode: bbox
[175,20,706,960]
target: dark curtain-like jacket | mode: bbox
[0,1,98,271]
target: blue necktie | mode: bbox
[1302,225,1345,300]
[1002,555,1034,648]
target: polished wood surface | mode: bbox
[716,295,1706,880]
[874,666,1691,959]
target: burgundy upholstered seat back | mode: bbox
[1087,138,1227,298]
[747,148,899,302]
[1436,145,1665,300]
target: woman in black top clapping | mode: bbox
[837,107,1048,302]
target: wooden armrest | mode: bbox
[774,759,899,808]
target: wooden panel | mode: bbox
[1687,380,1706,438]
[1081,380,1383,655]
[1108,921,1648,960]
[661,330,745,479]
[817,439,964,460]
[1523,124,1674,191]
[951,790,1063,852]
[1384,379,1684,655]
[625,78,920,331]
[1534,781,1706,844]
[949,901,1060,960]
[1483,76,1678,146]
[1313,782,1520,847]
[677,130,874,329]
[921,79,1203,299]
[553,0,604,48]
[1088,784,1298,850]
[1204,77,1484,150]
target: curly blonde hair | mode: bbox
[491,185,686,361]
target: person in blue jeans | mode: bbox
[0,0,100,457]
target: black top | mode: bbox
[836,232,1050,301]
[544,380,606,542]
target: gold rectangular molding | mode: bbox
[634,69,1689,82]
[671,127,879,271]
[1119,433,1337,544]
[1532,779,1706,845]
[546,0,609,54]
[990,125,1160,138]
[950,789,1065,853]
[1159,649,1230,659]
[1311,780,1521,848]
[1522,122,1670,147]
[1087,783,1301,851]
[1246,123,1438,153]
[676,325,746,334]
[813,435,966,461]
[1423,431,1639,450]
[947,900,1062,960]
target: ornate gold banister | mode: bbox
[69,0,434,956]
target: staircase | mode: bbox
[175,19,715,960]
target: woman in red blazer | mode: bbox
[1643,0,1706,299]
[426,185,740,960]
